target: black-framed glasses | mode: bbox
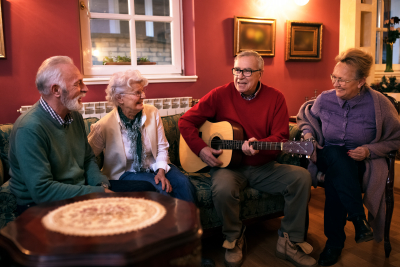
[232,68,261,77]
[330,74,357,85]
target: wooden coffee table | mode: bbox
[0,192,202,267]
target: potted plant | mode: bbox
[137,57,156,65]
[103,56,131,65]
[383,16,400,72]
[370,75,400,101]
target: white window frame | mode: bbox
[79,0,196,84]
[375,0,400,72]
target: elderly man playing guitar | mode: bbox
[179,50,316,267]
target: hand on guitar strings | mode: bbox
[199,147,223,167]
[242,137,259,156]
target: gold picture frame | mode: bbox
[285,21,323,61]
[234,16,276,57]
[0,0,5,59]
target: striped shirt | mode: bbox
[39,97,73,126]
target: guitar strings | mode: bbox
[210,140,282,150]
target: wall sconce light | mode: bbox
[294,0,309,6]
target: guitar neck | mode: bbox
[212,140,282,151]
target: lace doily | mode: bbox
[42,197,166,236]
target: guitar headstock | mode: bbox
[282,140,314,156]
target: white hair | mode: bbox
[234,50,264,70]
[105,69,149,106]
[35,56,74,95]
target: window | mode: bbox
[79,0,183,79]
[375,0,400,71]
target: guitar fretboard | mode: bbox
[210,140,282,151]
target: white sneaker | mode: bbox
[276,232,317,267]
[223,226,245,267]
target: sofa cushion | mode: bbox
[83,117,100,135]
[0,180,17,229]
[82,117,104,168]
[0,124,13,183]
[162,113,183,166]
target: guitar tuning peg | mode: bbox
[299,154,303,158]
[306,155,310,159]
[291,154,294,157]
[293,138,296,141]
[301,138,304,141]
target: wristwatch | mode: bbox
[101,182,110,189]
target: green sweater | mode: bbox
[9,102,109,205]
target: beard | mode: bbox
[61,89,85,111]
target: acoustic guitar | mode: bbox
[179,121,313,173]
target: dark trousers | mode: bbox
[16,180,156,216]
[316,145,366,249]
[109,180,156,192]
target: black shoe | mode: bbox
[353,216,374,243]
[318,247,342,266]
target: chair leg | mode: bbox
[384,154,396,258]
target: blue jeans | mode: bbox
[316,145,366,249]
[119,164,196,203]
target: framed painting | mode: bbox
[233,16,276,57]
[0,0,5,59]
[285,21,323,61]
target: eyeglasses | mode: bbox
[121,89,146,98]
[330,74,357,85]
[232,68,261,77]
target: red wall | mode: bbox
[0,0,339,124]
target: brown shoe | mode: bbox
[223,226,245,267]
[276,232,317,267]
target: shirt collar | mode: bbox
[337,88,366,108]
[39,97,73,126]
[240,82,261,101]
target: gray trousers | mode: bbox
[210,161,311,243]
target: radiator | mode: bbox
[17,97,193,119]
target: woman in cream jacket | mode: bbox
[88,69,195,202]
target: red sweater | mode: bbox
[179,82,289,166]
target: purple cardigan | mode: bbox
[297,87,400,242]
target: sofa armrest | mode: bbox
[0,158,3,185]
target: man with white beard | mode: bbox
[8,56,155,215]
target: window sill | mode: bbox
[83,75,198,85]
[374,70,400,82]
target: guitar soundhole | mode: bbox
[211,136,222,153]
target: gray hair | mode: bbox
[335,48,373,79]
[36,56,74,95]
[105,69,149,106]
[234,50,264,71]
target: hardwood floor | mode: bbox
[201,188,400,267]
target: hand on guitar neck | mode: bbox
[303,133,323,163]
[199,147,223,167]
[242,137,260,156]
[200,137,259,167]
